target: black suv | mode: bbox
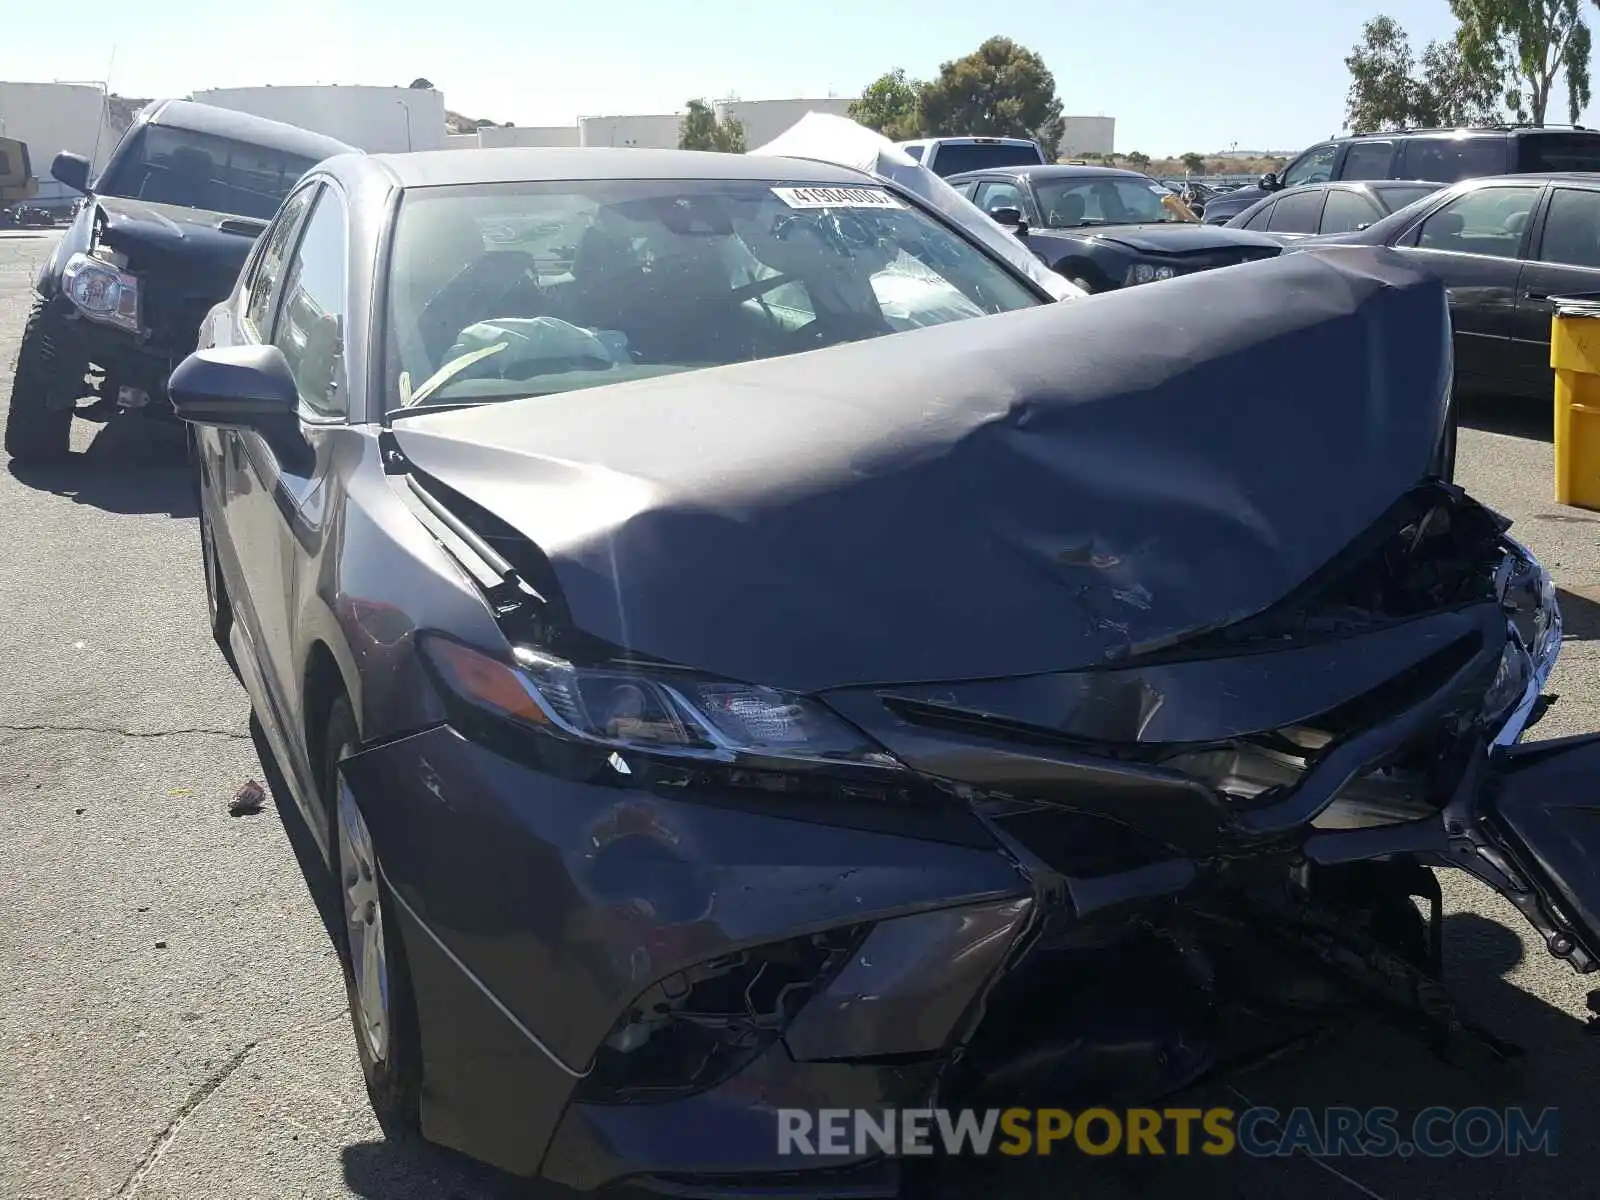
[1199,125,1600,225]
[5,99,352,461]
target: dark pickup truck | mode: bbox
[4,99,352,461]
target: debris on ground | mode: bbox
[228,780,266,817]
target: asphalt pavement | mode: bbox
[5,228,1600,1200]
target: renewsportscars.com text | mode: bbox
[776,1106,1560,1158]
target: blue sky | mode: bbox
[2,0,1592,156]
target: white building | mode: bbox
[478,124,579,149]
[576,113,683,149]
[0,81,120,204]
[716,98,854,148]
[191,84,448,153]
[1059,116,1115,157]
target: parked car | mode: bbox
[895,135,1047,177]
[1224,180,1446,242]
[0,203,53,228]
[945,164,1282,292]
[167,141,1600,1195]
[2,99,353,461]
[1200,124,1600,224]
[1291,171,1600,399]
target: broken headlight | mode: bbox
[61,251,139,333]
[420,636,904,771]
[1485,538,1562,743]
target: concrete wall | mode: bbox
[443,132,479,151]
[192,85,447,152]
[0,81,119,178]
[477,124,580,149]
[1059,115,1115,157]
[577,113,683,149]
[717,98,854,149]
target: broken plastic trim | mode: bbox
[575,926,868,1104]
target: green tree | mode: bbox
[850,69,924,140]
[679,99,747,152]
[1344,15,1424,129]
[1180,152,1206,174]
[1125,150,1151,167]
[1344,15,1503,130]
[917,37,1066,152]
[1451,0,1592,124]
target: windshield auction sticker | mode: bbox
[771,186,904,209]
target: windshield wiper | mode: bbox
[388,400,489,420]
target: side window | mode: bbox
[1340,141,1394,181]
[1282,144,1339,187]
[1415,185,1542,258]
[950,180,978,199]
[1241,199,1276,230]
[902,144,925,162]
[1267,190,1325,233]
[1399,136,1507,183]
[1321,189,1384,234]
[1537,188,1600,269]
[272,189,348,418]
[244,185,318,338]
[974,180,1025,213]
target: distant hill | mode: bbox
[1070,152,1288,178]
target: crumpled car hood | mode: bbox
[392,245,1451,694]
[1048,223,1284,255]
[95,195,265,272]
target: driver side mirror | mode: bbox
[169,344,300,430]
[1260,171,1281,192]
[51,152,91,194]
[990,206,1029,237]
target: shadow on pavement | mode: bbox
[1459,394,1552,443]
[5,417,196,517]
[1557,585,1600,641]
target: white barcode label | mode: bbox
[771,186,904,210]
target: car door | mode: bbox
[204,183,320,677]
[1318,187,1385,234]
[1509,184,1600,395]
[230,181,352,745]
[973,178,1030,223]
[1389,182,1545,392]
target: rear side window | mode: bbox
[1537,188,1600,269]
[1241,199,1275,230]
[1321,189,1384,233]
[1267,190,1325,233]
[902,144,925,162]
[1398,137,1507,183]
[1519,133,1600,172]
[1340,141,1395,181]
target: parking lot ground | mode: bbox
[5,231,1600,1199]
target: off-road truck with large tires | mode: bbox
[4,99,352,461]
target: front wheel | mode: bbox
[4,297,84,461]
[325,699,424,1136]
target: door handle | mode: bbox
[1525,289,1552,302]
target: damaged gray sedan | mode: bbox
[170,146,1588,1198]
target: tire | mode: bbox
[4,297,82,461]
[1057,262,1107,295]
[197,499,239,676]
[324,698,424,1136]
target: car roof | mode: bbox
[359,147,883,189]
[944,164,1151,182]
[899,136,1038,147]
[143,99,355,161]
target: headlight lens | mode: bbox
[62,252,139,332]
[1484,538,1562,742]
[1123,262,1176,286]
[421,636,903,771]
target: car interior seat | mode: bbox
[1049,193,1087,227]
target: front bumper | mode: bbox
[338,533,1585,1196]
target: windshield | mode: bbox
[928,144,1044,177]
[1034,175,1198,228]
[97,124,320,220]
[385,177,1043,412]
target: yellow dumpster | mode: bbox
[1550,295,1600,510]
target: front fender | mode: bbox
[35,204,95,299]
